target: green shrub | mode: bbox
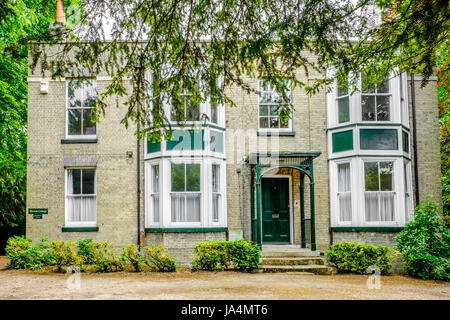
[50,241,82,273]
[395,199,450,281]
[326,242,392,275]
[191,239,260,272]
[76,238,95,265]
[144,245,176,272]
[121,244,144,272]
[5,236,55,270]
[89,242,124,272]
[191,241,229,271]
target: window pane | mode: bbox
[82,195,96,221]
[376,96,390,121]
[269,105,278,116]
[337,77,348,96]
[211,103,218,124]
[186,101,200,121]
[259,105,269,116]
[280,119,289,128]
[377,79,389,93]
[339,193,352,222]
[379,162,393,191]
[402,131,409,153]
[171,194,186,222]
[364,162,379,191]
[269,117,279,128]
[186,164,200,191]
[171,164,185,192]
[68,109,82,135]
[185,194,201,222]
[360,129,398,150]
[152,194,160,223]
[259,117,269,128]
[338,97,350,123]
[212,193,220,222]
[337,163,351,192]
[69,169,81,194]
[83,109,96,135]
[365,192,379,221]
[82,169,95,194]
[260,92,271,104]
[212,164,220,192]
[68,81,83,108]
[362,95,375,121]
[152,165,159,193]
[379,192,394,221]
[67,196,82,222]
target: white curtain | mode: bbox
[338,163,352,222]
[171,193,200,222]
[212,194,220,222]
[365,192,394,221]
[67,169,96,223]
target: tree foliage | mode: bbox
[28,0,449,141]
[0,0,55,226]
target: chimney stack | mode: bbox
[55,0,66,24]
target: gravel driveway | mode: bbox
[1,256,448,300]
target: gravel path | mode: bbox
[0,257,448,300]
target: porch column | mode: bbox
[255,162,262,248]
[310,179,316,251]
[300,172,306,248]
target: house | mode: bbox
[25,4,442,265]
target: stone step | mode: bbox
[260,257,325,266]
[261,250,321,258]
[258,265,337,275]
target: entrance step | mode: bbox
[260,257,325,266]
[258,245,336,275]
[258,264,337,275]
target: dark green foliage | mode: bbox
[76,238,94,264]
[88,242,124,272]
[143,245,177,272]
[326,242,392,275]
[191,239,261,272]
[395,199,450,281]
[121,244,144,272]
[5,236,55,270]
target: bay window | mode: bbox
[146,159,226,228]
[65,168,96,226]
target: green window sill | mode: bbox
[330,227,404,232]
[145,227,228,233]
[62,226,99,232]
[61,139,98,144]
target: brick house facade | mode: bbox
[26,44,441,264]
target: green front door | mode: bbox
[261,178,290,243]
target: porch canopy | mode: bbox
[248,151,321,250]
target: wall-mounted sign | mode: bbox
[28,208,48,219]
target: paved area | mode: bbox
[0,256,448,300]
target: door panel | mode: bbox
[262,178,290,243]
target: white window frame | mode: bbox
[145,158,227,228]
[65,79,97,140]
[330,157,409,227]
[64,167,97,227]
[360,74,392,123]
[258,79,292,132]
[335,76,351,124]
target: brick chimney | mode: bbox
[55,0,66,24]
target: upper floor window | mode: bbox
[336,77,350,124]
[66,168,96,226]
[361,75,390,122]
[67,80,97,137]
[170,90,200,122]
[337,162,352,222]
[258,80,291,130]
